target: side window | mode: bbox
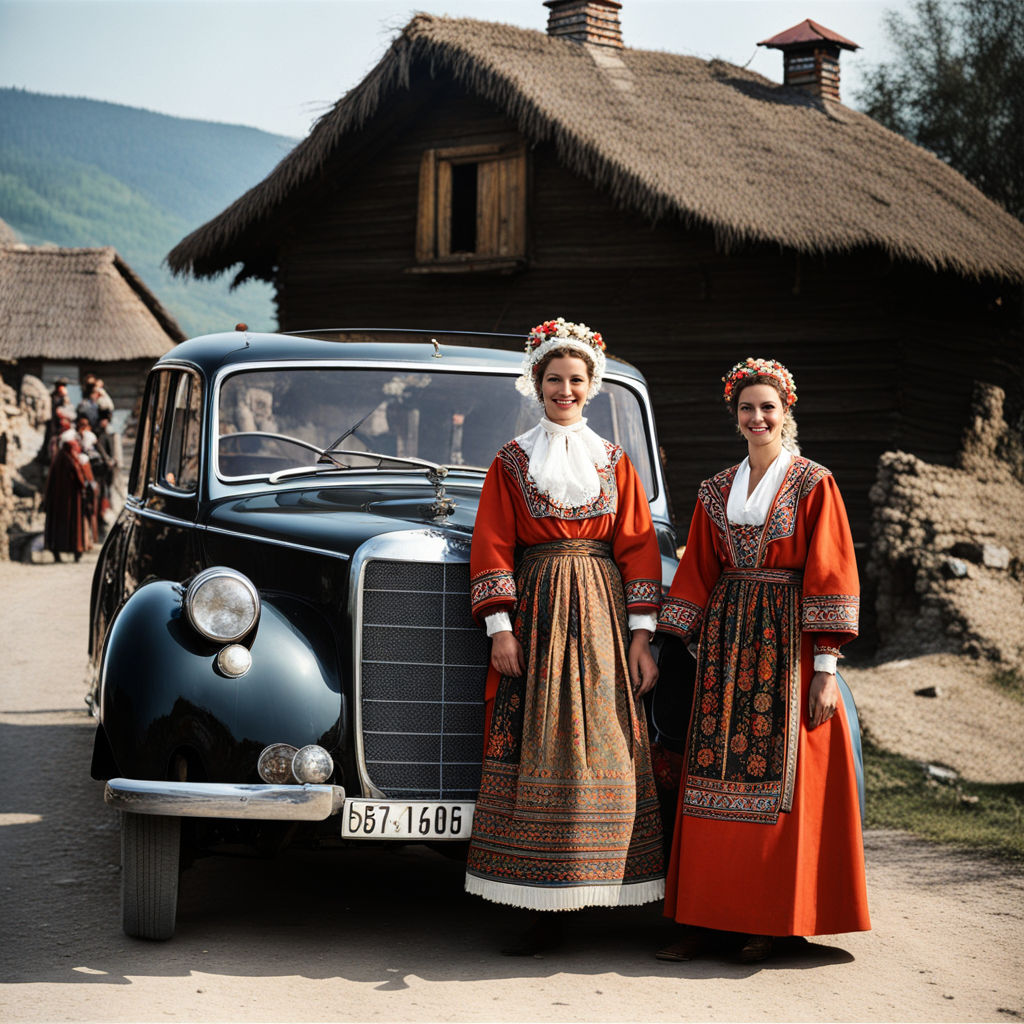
[159,373,202,492]
[129,371,169,499]
[415,141,526,268]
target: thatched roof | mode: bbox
[168,13,1024,285]
[0,245,185,361]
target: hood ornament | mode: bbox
[425,466,456,521]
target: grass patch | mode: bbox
[989,666,1024,703]
[863,735,1024,862]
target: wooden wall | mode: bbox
[271,77,1024,564]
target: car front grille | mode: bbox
[359,559,489,799]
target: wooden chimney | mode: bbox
[758,19,860,101]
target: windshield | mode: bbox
[217,367,656,498]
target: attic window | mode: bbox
[413,142,527,272]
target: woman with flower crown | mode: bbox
[655,358,869,964]
[465,318,665,954]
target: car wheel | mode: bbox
[120,812,180,940]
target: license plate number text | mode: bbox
[342,800,474,839]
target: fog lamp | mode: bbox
[216,644,252,678]
[257,743,298,784]
[292,745,334,784]
[184,567,260,642]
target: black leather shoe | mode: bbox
[737,934,774,963]
[656,927,709,961]
[501,915,564,956]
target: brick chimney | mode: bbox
[544,0,623,49]
[758,19,859,101]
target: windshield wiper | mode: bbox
[267,449,486,487]
[319,409,380,465]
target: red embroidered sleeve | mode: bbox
[611,455,662,615]
[801,474,859,645]
[659,595,704,639]
[658,498,722,641]
[469,459,519,625]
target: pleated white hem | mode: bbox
[464,874,665,911]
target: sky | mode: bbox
[0,0,912,139]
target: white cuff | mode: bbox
[485,611,512,636]
[628,613,657,636]
[814,653,838,674]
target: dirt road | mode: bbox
[1,556,1022,1023]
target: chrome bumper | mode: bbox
[104,778,346,821]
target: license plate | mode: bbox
[341,799,475,840]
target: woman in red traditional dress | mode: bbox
[466,318,665,954]
[42,432,95,562]
[656,357,869,963]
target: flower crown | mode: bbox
[527,318,606,352]
[515,317,608,402]
[722,357,797,408]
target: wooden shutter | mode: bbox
[415,149,437,262]
[477,148,526,257]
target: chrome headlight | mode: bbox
[292,745,334,784]
[184,567,260,642]
[216,643,252,678]
[257,743,298,784]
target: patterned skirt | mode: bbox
[465,538,665,910]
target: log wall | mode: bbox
[271,80,1024,562]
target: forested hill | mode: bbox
[0,88,298,337]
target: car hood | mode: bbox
[203,479,481,556]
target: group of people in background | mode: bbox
[41,373,122,563]
[466,317,869,963]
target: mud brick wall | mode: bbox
[867,383,1024,669]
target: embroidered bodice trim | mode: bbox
[698,456,831,569]
[498,439,623,520]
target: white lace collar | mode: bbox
[515,417,610,506]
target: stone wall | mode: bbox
[0,371,47,561]
[867,383,1024,669]
[0,376,16,558]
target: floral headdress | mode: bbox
[722,356,797,408]
[514,317,608,403]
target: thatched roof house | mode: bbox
[169,11,1024,286]
[165,1,1024,615]
[1,244,184,416]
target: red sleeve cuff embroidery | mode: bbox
[803,594,859,634]
[657,595,703,640]
[470,569,517,625]
[624,578,662,615]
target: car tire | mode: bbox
[120,812,180,940]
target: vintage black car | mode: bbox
[87,327,679,939]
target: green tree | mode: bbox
[856,0,1024,220]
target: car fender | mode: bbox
[97,579,345,781]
